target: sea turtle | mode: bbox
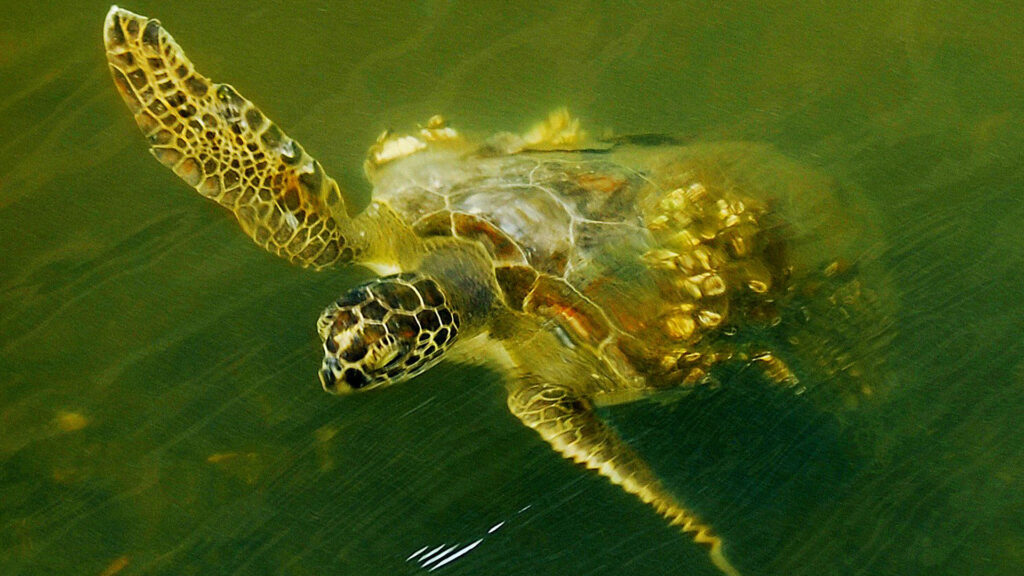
[103,7,894,576]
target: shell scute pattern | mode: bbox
[451,213,526,264]
[528,159,642,221]
[524,276,612,346]
[493,265,539,311]
[454,184,574,273]
[379,155,653,278]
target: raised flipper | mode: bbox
[484,108,608,154]
[507,377,743,576]
[103,7,358,268]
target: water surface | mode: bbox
[2,2,1022,575]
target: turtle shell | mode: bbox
[371,144,804,384]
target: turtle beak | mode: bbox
[320,357,358,395]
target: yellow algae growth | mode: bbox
[314,425,339,472]
[54,411,89,433]
[206,452,261,484]
[98,556,129,576]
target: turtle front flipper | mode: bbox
[103,7,358,268]
[507,378,743,576]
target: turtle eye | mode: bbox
[317,274,460,393]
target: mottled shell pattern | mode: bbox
[369,139,786,390]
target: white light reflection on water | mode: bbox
[406,506,531,572]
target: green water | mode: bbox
[2,1,1022,575]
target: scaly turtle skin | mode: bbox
[104,7,894,576]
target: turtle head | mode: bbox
[317,274,460,393]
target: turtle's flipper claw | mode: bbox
[104,7,358,268]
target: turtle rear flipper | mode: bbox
[771,260,898,411]
[507,377,743,576]
[104,7,357,268]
